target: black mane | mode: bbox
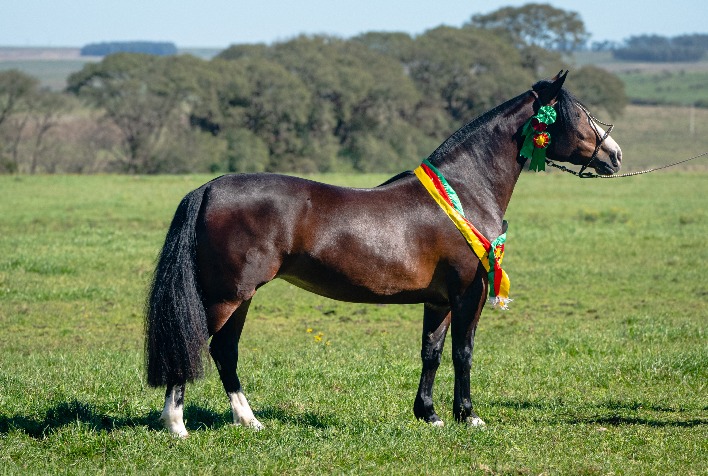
[378,79,582,183]
[425,93,529,167]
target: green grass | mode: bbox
[0,173,706,474]
[617,70,708,106]
[610,104,708,171]
[569,51,708,108]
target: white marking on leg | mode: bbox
[431,419,445,427]
[228,391,264,430]
[468,416,486,427]
[160,387,189,438]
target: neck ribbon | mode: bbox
[414,159,511,310]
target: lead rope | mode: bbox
[546,151,708,179]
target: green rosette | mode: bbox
[520,105,557,172]
[535,106,557,125]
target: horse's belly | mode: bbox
[277,250,442,304]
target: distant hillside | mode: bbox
[0,46,220,61]
[0,47,86,61]
[568,51,708,107]
[0,46,220,90]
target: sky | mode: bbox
[2,0,706,48]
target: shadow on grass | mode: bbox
[580,415,707,427]
[0,400,231,438]
[0,400,339,438]
[489,398,707,428]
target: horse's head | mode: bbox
[533,72,622,176]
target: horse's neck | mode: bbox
[432,97,533,238]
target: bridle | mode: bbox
[575,102,614,177]
[528,89,614,178]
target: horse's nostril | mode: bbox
[611,149,622,167]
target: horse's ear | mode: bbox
[538,70,568,105]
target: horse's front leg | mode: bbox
[450,273,487,427]
[413,304,451,426]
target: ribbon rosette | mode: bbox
[520,105,557,171]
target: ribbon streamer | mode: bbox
[414,160,511,309]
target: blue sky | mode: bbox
[2,0,706,48]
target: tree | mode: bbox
[80,41,178,57]
[613,35,706,62]
[467,3,590,51]
[187,57,313,172]
[225,57,312,169]
[408,27,533,128]
[0,70,38,129]
[0,70,40,172]
[518,44,566,78]
[567,66,627,118]
[27,91,74,174]
[67,54,196,173]
[225,35,423,172]
[351,31,416,63]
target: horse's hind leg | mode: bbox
[160,382,188,437]
[413,304,451,426]
[209,299,264,430]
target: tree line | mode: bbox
[611,34,708,62]
[591,34,708,62]
[1,5,627,174]
[80,41,178,57]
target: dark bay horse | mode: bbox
[146,72,622,436]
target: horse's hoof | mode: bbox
[248,418,264,430]
[160,417,189,438]
[467,416,486,427]
[236,417,264,430]
[419,414,444,427]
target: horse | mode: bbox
[145,71,622,437]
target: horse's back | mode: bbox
[196,173,453,305]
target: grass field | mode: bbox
[609,105,708,171]
[617,71,708,107]
[0,172,706,474]
[572,51,708,107]
[0,59,97,91]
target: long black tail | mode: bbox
[145,186,209,387]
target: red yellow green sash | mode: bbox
[414,160,511,309]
